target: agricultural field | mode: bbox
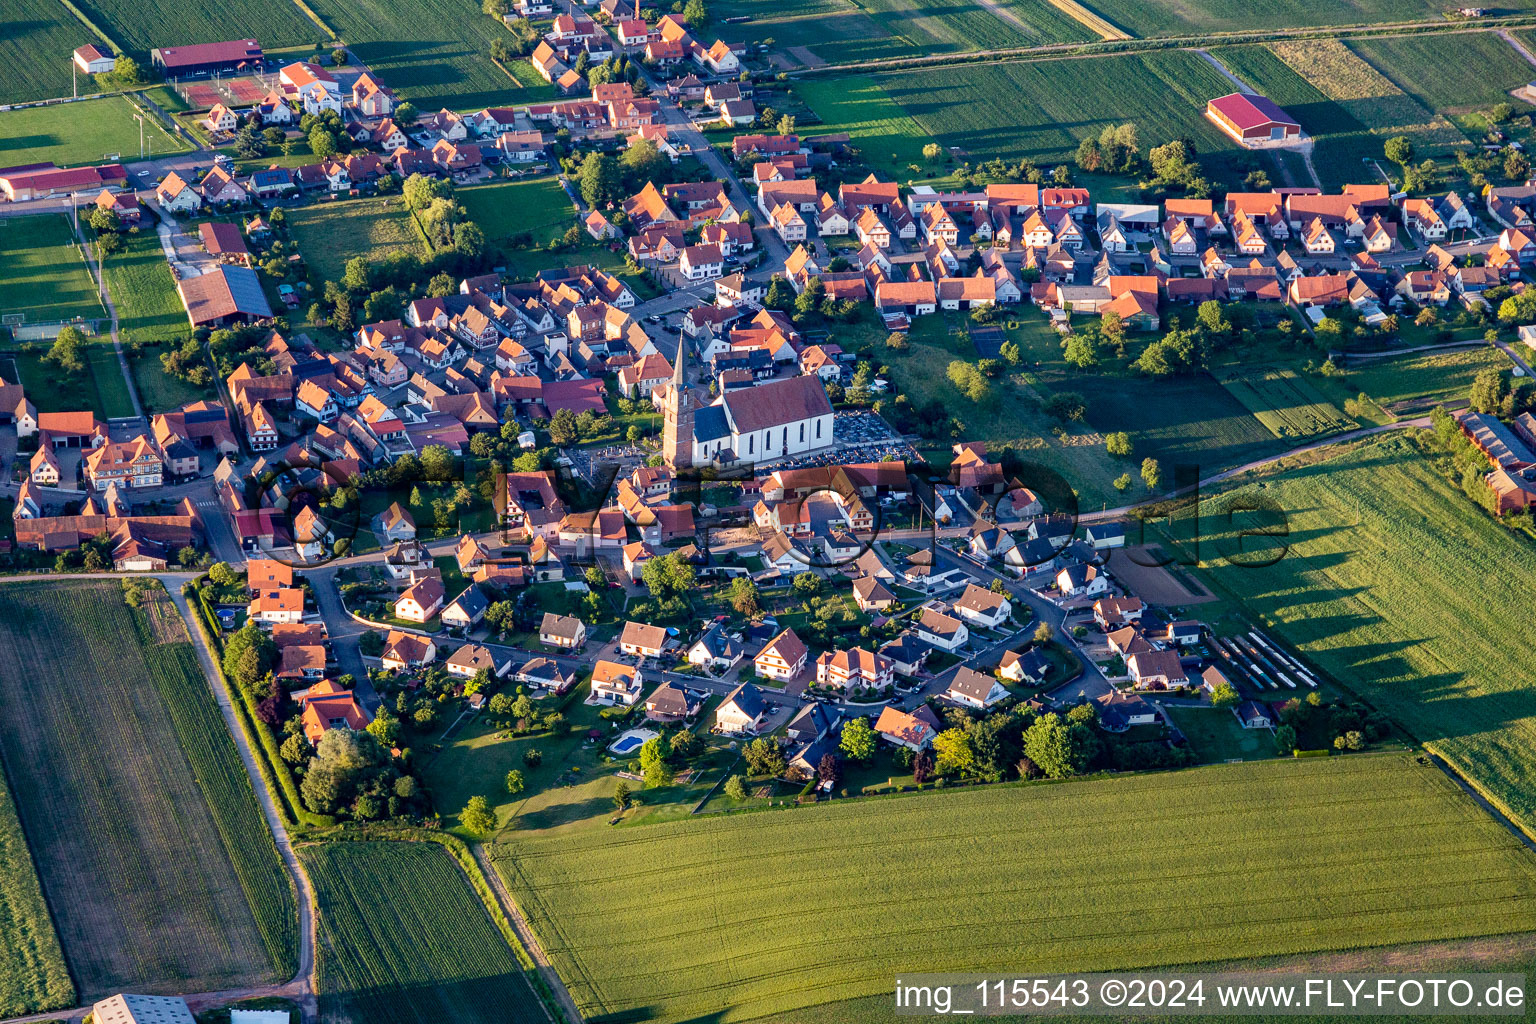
[459,177,575,247]
[71,0,318,52]
[1341,344,1513,415]
[0,215,103,326]
[793,76,936,177]
[1068,0,1499,38]
[1215,365,1355,440]
[0,581,296,1000]
[1171,432,1536,837]
[714,0,921,65]
[301,841,545,1024]
[287,195,427,282]
[99,224,187,346]
[302,0,553,110]
[498,753,1536,1024]
[0,764,72,1018]
[0,0,92,104]
[876,51,1239,170]
[0,95,188,168]
[1347,32,1536,117]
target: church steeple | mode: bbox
[662,330,694,470]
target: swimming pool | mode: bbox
[608,728,658,755]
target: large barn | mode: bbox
[151,39,264,77]
[1206,93,1301,146]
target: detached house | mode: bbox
[951,583,1011,629]
[945,666,1009,710]
[754,627,809,681]
[715,682,767,735]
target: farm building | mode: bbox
[1205,93,1301,146]
[74,44,116,75]
[177,266,273,327]
[151,39,264,77]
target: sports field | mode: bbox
[877,51,1238,167]
[0,215,103,326]
[0,95,188,169]
[0,581,297,1000]
[0,0,94,105]
[1174,432,1536,837]
[287,195,427,282]
[301,0,555,109]
[459,177,575,246]
[498,753,1536,1024]
[1215,365,1354,440]
[302,840,546,1024]
[74,0,317,51]
[0,764,72,1018]
[1069,0,1518,38]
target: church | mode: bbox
[663,336,834,470]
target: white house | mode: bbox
[951,583,1011,629]
[590,659,643,704]
[715,681,767,735]
[945,666,1009,710]
[913,607,968,652]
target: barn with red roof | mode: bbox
[1205,93,1301,145]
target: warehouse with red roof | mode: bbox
[1205,92,1301,145]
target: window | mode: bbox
[748,434,753,454]
[815,420,822,439]
[799,423,805,443]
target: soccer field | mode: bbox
[0,215,104,326]
[497,753,1536,1023]
[0,96,188,169]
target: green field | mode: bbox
[498,753,1536,1024]
[99,225,188,346]
[0,581,297,1000]
[1216,365,1355,440]
[287,195,427,282]
[1166,705,1276,762]
[1342,345,1513,415]
[795,75,937,177]
[0,0,95,105]
[1070,0,1511,38]
[716,0,920,64]
[72,0,318,51]
[0,215,104,326]
[302,840,545,1024]
[301,0,554,109]
[0,95,188,169]
[459,177,574,246]
[86,343,135,418]
[1174,432,1536,837]
[853,0,1064,53]
[876,51,1238,169]
[0,760,72,1018]
[1,344,132,420]
[1348,32,1536,116]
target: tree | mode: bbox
[577,151,621,207]
[208,561,237,587]
[427,271,456,298]
[613,779,632,809]
[683,0,709,25]
[641,553,696,600]
[309,126,337,161]
[461,795,498,835]
[1041,391,1085,422]
[817,752,840,786]
[505,768,526,794]
[1113,472,1132,491]
[523,747,543,769]
[1384,135,1413,167]
[402,172,451,211]
[222,623,277,693]
[933,728,976,776]
[490,37,510,62]
[619,138,669,186]
[419,443,456,481]
[548,407,579,445]
[1022,713,1092,779]
[791,570,821,598]
[1274,723,1297,754]
[1140,457,1162,492]
[639,735,674,787]
[922,142,942,163]
[743,737,786,777]
[728,576,762,616]
[44,326,87,375]
[1209,681,1240,708]
[1104,431,1132,457]
[946,360,990,402]
[1033,621,1054,645]
[912,748,934,784]
[723,774,748,800]
[839,715,876,763]
[1061,333,1098,369]
[1469,367,1510,414]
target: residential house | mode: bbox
[715,681,767,734]
[945,666,1008,710]
[874,704,942,750]
[590,659,643,704]
[754,627,809,681]
[539,612,587,648]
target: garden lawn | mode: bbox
[459,177,574,246]
[1165,705,1277,762]
[99,226,188,346]
[0,0,92,105]
[0,215,104,325]
[876,51,1239,170]
[286,195,427,282]
[0,581,297,1000]
[0,95,188,169]
[1169,432,1536,837]
[130,343,214,414]
[301,0,555,110]
[1341,345,1513,415]
[1347,31,1536,116]
[1067,0,1503,37]
[73,0,317,50]
[497,753,1536,1024]
[301,840,546,1024]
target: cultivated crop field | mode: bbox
[0,95,188,169]
[302,0,549,110]
[302,841,545,1024]
[1348,33,1535,116]
[73,0,317,52]
[855,0,1083,53]
[1216,365,1354,440]
[1343,345,1513,414]
[716,0,920,64]
[498,754,1536,1024]
[794,76,936,176]
[287,195,427,282]
[878,51,1238,167]
[459,177,574,246]
[0,215,104,326]
[1173,433,1536,837]
[0,581,296,1000]
[0,765,72,1018]
[0,0,93,104]
[1069,0,1505,38]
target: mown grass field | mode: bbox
[1166,705,1276,762]
[287,195,427,282]
[86,343,135,418]
[0,0,93,105]
[302,0,553,110]
[302,841,545,1024]
[1342,345,1513,415]
[0,762,72,1018]
[0,581,296,1000]
[0,95,187,169]
[0,215,104,326]
[1216,365,1354,440]
[72,0,318,51]
[459,177,574,246]
[853,0,1081,53]
[1171,433,1536,837]
[498,753,1536,1024]
[100,226,187,347]
[877,51,1238,168]
[1070,0,1506,38]
[1348,32,1536,116]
